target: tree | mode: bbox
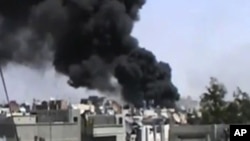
[225,87,250,123]
[199,77,250,124]
[199,77,228,124]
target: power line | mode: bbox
[0,66,19,141]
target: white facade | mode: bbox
[125,108,171,141]
[13,116,36,124]
[0,107,9,114]
[71,103,95,114]
[141,125,169,141]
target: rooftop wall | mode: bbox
[89,115,116,125]
[1,109,81,141]
[15,123,81,141]
[33,110,69,123]
[0,117,16,138]
[13,116,36,124]
[169,124,229,141]
[87,114,124,126]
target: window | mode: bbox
[94,136,116,141]
[34,136,38,141]
[150,126,161,133]
[39,137,45,141]
[73,117,78,122]
[118,117,123,124]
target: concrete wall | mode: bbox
[93,125,125,141]
[93,136,116,141]
[82,114,126,141]
[5,109,81,141]
[169,124,229,141]
[13,116,36,124]
[90,115,125,141]
[13,123,81,141]
[35,110,69,123]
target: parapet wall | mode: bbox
[169,124,229,141]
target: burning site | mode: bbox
[0,0,180,108]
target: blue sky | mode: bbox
[133,0,250,99]
[1,0,250,102]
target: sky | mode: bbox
[1,0,250,102]
[133,0,250,99]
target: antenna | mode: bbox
[0,66,19,141]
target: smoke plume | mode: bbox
[0,0,180,107]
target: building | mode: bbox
[8,101,19,113]
[71,103,95,114]
[176,96,199,112]
[0,96,127,141]
[82,113,125,141]
[125,108,170,141]
[0,107,9,114]
[0,109,81,141]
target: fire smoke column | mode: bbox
[0,0,180,107]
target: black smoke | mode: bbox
[0,0,180,108]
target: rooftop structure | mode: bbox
[0,109,81,141]
[82,110,126,141]
[0,96,126,141]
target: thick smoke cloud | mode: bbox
[0,0,180,107]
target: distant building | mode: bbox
[32,98,69,111]
[60,100,68,110]
[71,103,95,114]
[176,96,199,112]
[8,101,19,113]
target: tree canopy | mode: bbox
[199,77,250,124]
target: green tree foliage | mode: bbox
[225,87,250,123]
[200,77,227,124]
[199,77,250,124]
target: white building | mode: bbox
[125,108,170,141]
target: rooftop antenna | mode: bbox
[0,66,19,141]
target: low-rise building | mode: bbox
[82,113,126,141]
[0,97,126,141]
[0,109,81,141]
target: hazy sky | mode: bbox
[133,0,250,99]
[1,0,250,102]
